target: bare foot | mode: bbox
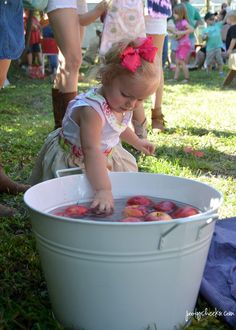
[0,203,17,218]
[0,166,30,195]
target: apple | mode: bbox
[64,205,89,217]
[127,196,153,206]
[123,205,147,217]
[154,200,177,213]
[145,211,172,222]
[120,217,143,223]
[171,206,199,219]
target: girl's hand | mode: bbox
[135,139,156,155]
[95,0,110,15]
[90,189,114,215]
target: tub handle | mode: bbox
[158,213,219,249]
[56,167,82,178]
[196,213,218,240]
[158,223,179,249]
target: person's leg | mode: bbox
[174,59,180,80]
[148,33,165,130]
[162,35,169,68]
[215,48,224,75]
[48,8,82,93]
[132,33,166,134]
[182,61,190,80]
[48,8,82,127]
[0,59,11,88]
[195,50,205,69]
[0,163,29,217]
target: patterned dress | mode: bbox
[99,0,146,56]
[175,19,192,61]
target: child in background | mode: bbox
[225,10,236,57]
[202,12,224,76]
[172,4,194,83]
[24,10,42,70]
[30,37,160,214]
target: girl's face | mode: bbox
[102,74,159,113]
[173,12,179,21]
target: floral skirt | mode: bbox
[29,128,138,185]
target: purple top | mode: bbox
[147,0,172,18]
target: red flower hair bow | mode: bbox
[120,37,158,73]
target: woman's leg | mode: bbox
[131,33,166,135]
[0,59,11,88]
[48,8,82,127]
[48,8,82,93]
[147,33,166,131]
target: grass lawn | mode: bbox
[0,63,235,329]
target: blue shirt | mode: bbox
[0,0,24,59]
[202,22,224,52]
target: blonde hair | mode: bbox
[173,3,189,22]
[96,38,160,85]
[227,10,236,22]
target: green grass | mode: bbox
[0,63,235,329]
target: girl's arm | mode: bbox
[79,0,109,26]
[227,38,236,56]
[120,127,155,155]
[72,106,114,214]
[175,23,194,37]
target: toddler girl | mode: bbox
[30,37,161,215]
[172,4,194,83]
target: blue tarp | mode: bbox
[200,217,236,327]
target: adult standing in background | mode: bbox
[0,0,30,217]
[46,0,108,129]
[132,0,172,133]
[181,0,203,61]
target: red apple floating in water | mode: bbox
[123,205,147,217]
[145,211,172,222]
[64,205,89,217]
[120,217,143,223]
[127,196,153,207]
[154,200,177,213]
[171,206,199,219]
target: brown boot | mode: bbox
[0,203,16,218]
[52,88,63,129]
[61,91,77,122]
[0,165,30,195]
[132,118,147,139]
[151,108,166,132]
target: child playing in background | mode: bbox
[172,4,194,82]
[30,37,160,214]
[170,4,193,82]
[202,12,224,76]
[24,10,43,72]
[225,10,236,57]
[171,4,194,83]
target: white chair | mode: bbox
[41,38,58,76]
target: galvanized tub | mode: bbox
[24,172,223,330]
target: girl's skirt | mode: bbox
[29,129,138,185]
